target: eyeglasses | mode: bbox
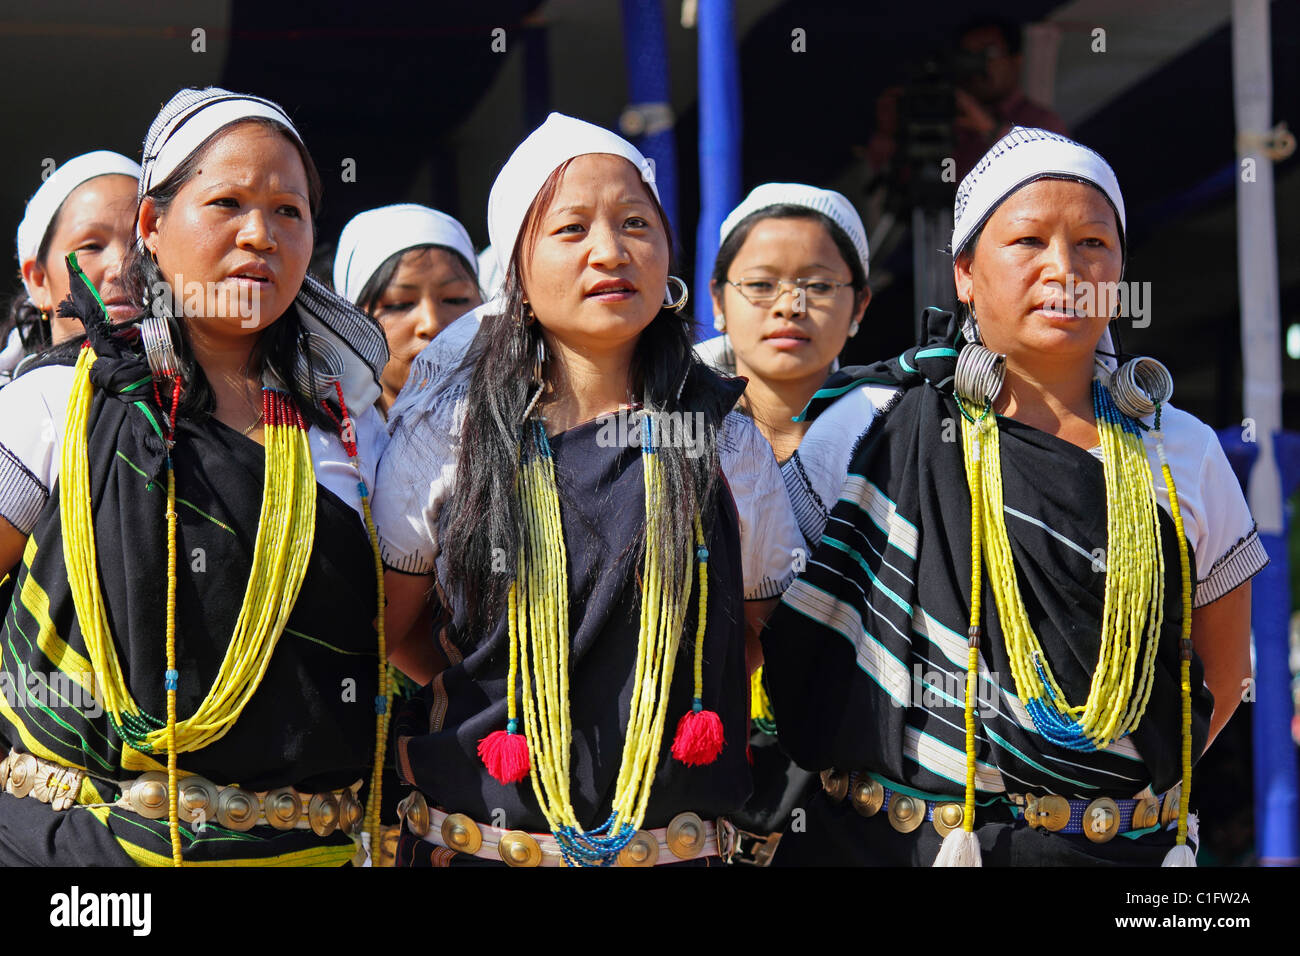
[726,276,852,307]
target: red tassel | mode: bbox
[671,707,725,766]
[478,729,530,784]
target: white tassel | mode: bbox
[932,827,982,866]
[1162,812,1198,866]
[1161,843,1196,867]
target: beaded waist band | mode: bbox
[397,791,721,867]
[821,768,1182,844]
[0,749,364,836]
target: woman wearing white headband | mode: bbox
[0,87,392,866]
[761,127,1263,866]
[5,151,140,377]
[334,204,483,414]
[697,183,871,860]
[699,183,871,464]
[373,112,801,867]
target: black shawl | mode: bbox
[761,309,1210,801]
[0,262,380,865]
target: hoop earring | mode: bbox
[522,302,537,326]
[663,275,688,313]
[1109,356,1173,420]
[293,331,346,401]
[713,313,726,332]
[954,342,1006,406]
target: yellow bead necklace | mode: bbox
[477,414,720,866]
[951,380,1193,849]
[60,259,389,865]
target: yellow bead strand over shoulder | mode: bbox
[1154,408,1196,864]
[164,465,182,866]
[62,355,317,760]
[933,399,990,866]
[321,381,390,863]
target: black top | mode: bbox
[395,413,753,832]
[0,389,380,866]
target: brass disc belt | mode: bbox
[0,749,364,837]
[821,768,1181,844]
[397,790,723,867]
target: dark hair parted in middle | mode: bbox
[439,158,723,644]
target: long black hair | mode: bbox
[440,159,722,643]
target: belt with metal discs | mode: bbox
[113,772,366,836]
[398,791,722,866]
[821,768,1178,843]
[1,749,367,837]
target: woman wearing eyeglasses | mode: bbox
[699,184,871,466]
[695,185,874,863]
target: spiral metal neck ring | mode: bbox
[954,343,1006,407]
[1109,357,1173,420]
[293,332,346,401]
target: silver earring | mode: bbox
[848,320,860,337]
[1109,357,1173,420]
[713,313,726,332]
[293,331,346,401]
[533,333,547,386]
[962,301,982,345]
[520,335,548,424]
[139,275,179,380]
[954,342,1006,406]
[140,313,180,380]
[663,275,689,313]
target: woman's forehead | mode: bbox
[989,177,1119,227]
[391,246,473,282]
[734,217,844,266]
[545,154,653,208]
[188,123,308,192]
[58,175,138,224]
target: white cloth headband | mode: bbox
[334,204,478,304]
[477,244,505,302]
[487,112,659,270]
[16,150,141,265]
[140,88,300,198]
[719,182,870,279]
[952,126,1126,259]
